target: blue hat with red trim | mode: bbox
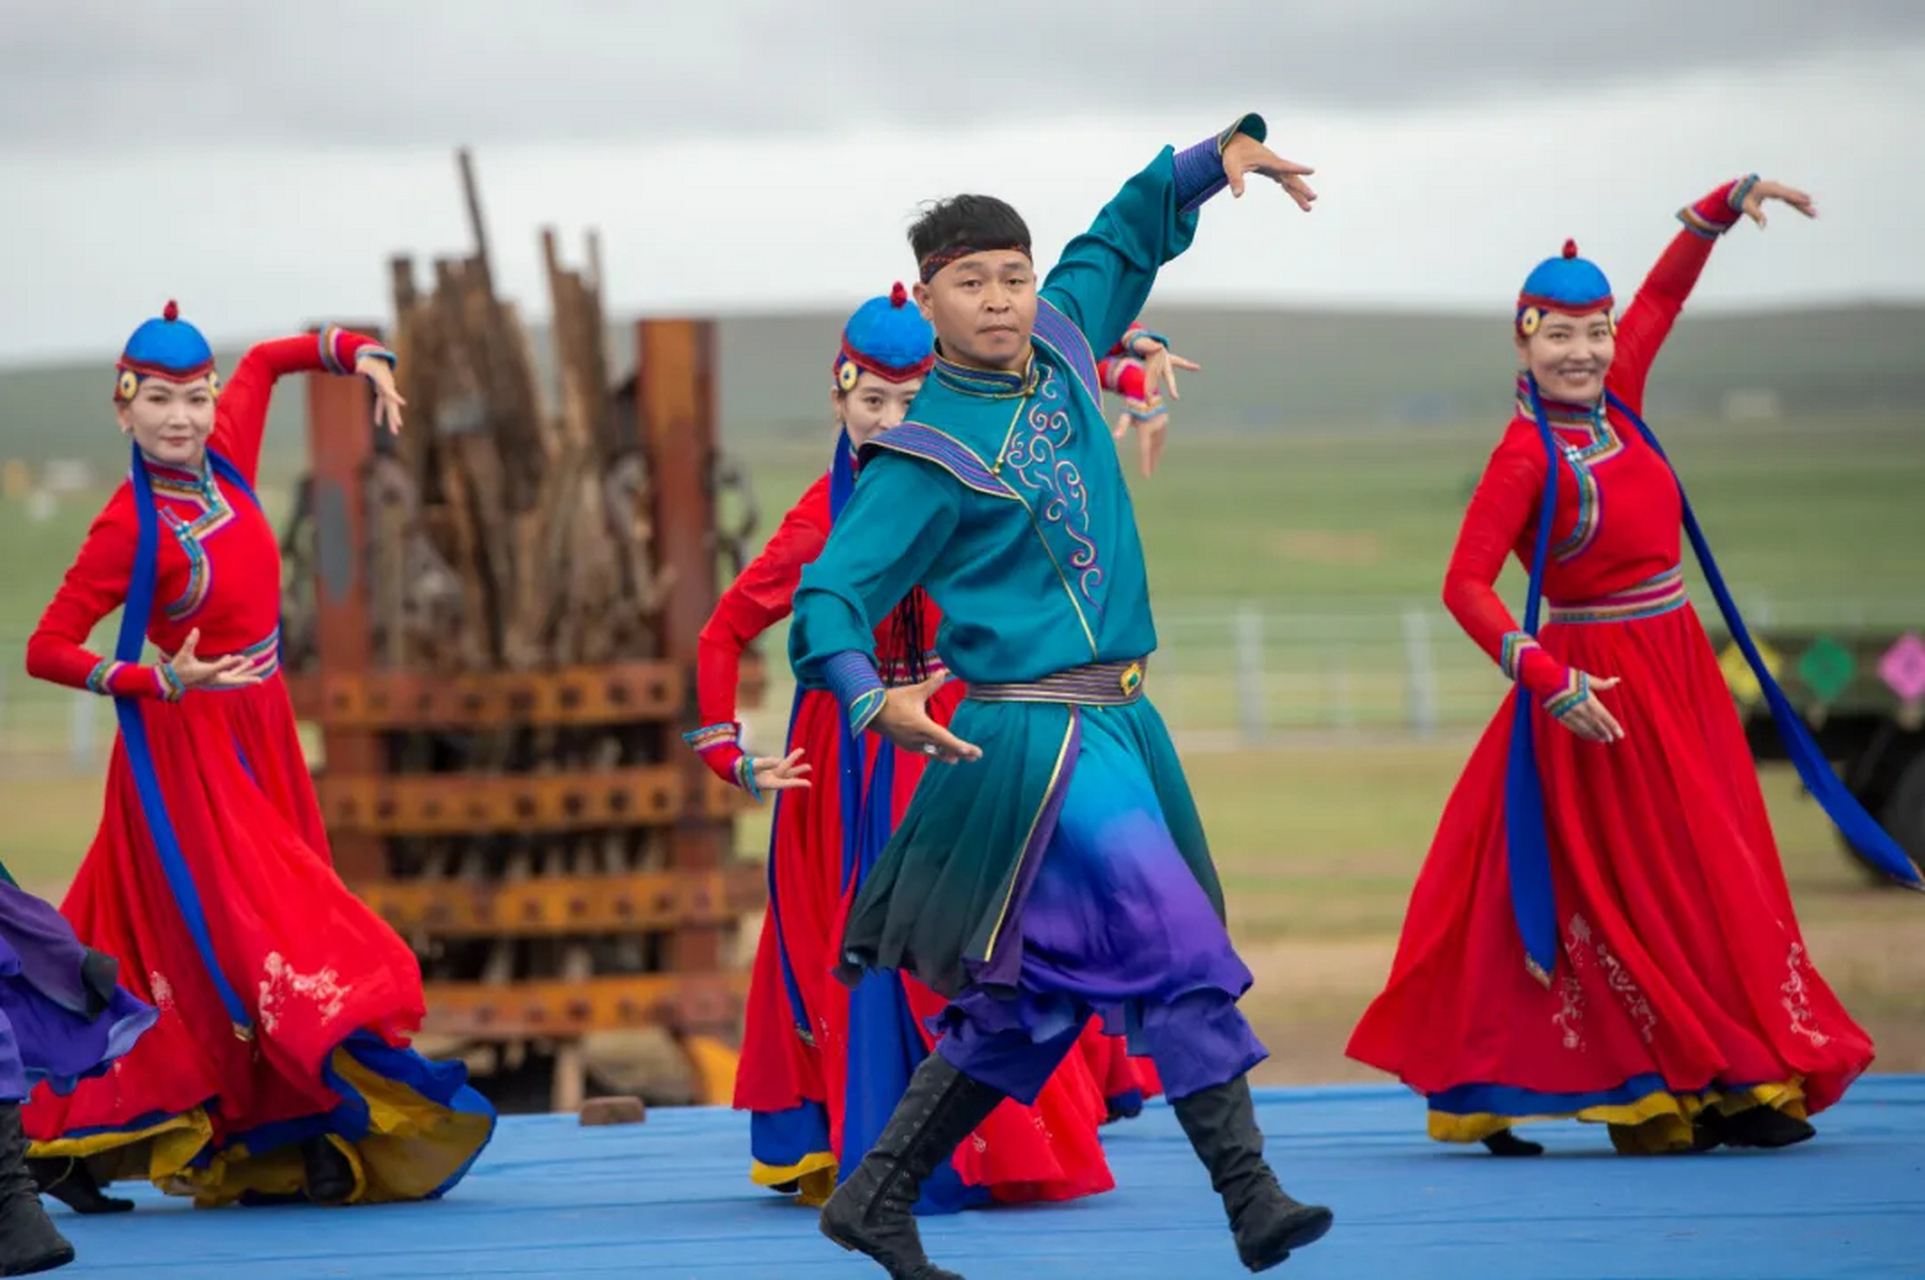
[1516,240,1615,337]
[116,300,218,401]
[833,283,935,392]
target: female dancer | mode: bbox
[1347,178,1920,1156]
[22,304,496,1207]
[688,288,1172,1206]
[1,870,156,1273]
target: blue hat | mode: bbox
[833,283,935,392]
[1516,240,1615,337]
[116,300,218,401]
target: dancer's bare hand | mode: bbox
[1221,134,1317,211]
[1138,344,1199,405]
[356,353,407,434]
[168,629,268,690]
[749,748,811,792]
[1553,675,1624,743]
[1112,394,1170,478]
[869,674,981,764]
[1741,180,1817,229]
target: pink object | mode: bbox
[1877,632,1925,701]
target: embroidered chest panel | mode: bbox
[149,469,274,624]
[1520,393,1631,566]
[997,365,1106,637]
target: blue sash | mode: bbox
[827,429,977,1210]
[117,443,258,1035]
[1506,383,1922,983]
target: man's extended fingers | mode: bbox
[927,725,981,762]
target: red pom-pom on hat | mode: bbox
[162,299,179,321]
[889,282,908,308]
[1561,240,1578,260]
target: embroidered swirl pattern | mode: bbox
[1552,970,1587,1051]
[1567,913,1658,1045]
[257,950,350,1035]
[1001,370,1103,609]
[1781,943,1831,1047]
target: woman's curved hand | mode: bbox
[1112,392,1170,478]
[1553,674,1624,743]
[356,353,408,434]
[167,628,268,690]
[1740,179,1817,229]
[749,748,812,793]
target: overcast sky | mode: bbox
[2,1,1922,361]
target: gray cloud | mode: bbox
[3,0,1921,147]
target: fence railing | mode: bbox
[8,592,1915,774]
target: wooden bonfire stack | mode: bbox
[278,151,764,1113]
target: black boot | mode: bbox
[26,1156,133,1215]
[0,1104,75,1276]
[1172,1076,1334,1273]
[819,1053,1006,1280]
[301,1136,356,1205]
[1480,1128,1544,1158]
[1698,1104,1815,1151]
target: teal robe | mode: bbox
[790,114,1264,997]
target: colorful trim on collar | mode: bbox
[1513,375,1603,428]
[931,350,1038,398]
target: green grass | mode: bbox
[732,414,1925,606]
[6,414,1919,775]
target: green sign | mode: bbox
[1797,635,1856,703]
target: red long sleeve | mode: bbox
[213,327,391,485]
[1097,320,1159,401]
[1097,356,1149,401]
[25,498,181,701]
[1105,321,1149,359]
[688,476,833,787]
[1611,179,1744,412]
[1442,437,1572,703]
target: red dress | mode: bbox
[1346,183,1875,1154]
[692,468,1119,1208]
[22,330,495,1203]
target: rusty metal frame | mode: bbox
[420,972,749,1039]
[360,865,765,937]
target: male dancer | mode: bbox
[789,112,1332,1278]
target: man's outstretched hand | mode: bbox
[1222,134,1316,211]
[869,674,982,764]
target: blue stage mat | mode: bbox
[38,1077,1923,1278]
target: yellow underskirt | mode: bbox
[751,1151,839,1206]
[1429,1078,1808,1155]
[27,1046,494,1207]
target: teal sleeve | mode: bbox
[789,452,963,730]
[1041,112,1265,356]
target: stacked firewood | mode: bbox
[276,152,759,1110]
[371,154,666,673]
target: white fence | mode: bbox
[7,592,1914,774]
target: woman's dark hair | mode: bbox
[908,194,1032,266]
[887,589,931,684]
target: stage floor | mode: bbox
[41,1076,1923,1278]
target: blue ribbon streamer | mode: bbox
[1505,382,1921,984]
[1503,376,1565,984]
[761,430,862,1043]
[1607,390,1920,890]
[117,443,259,1034]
